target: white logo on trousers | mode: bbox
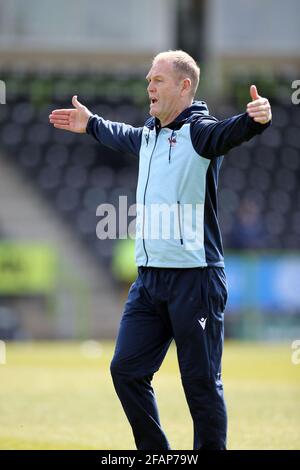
[198,317,207,330]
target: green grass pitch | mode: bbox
[0,340,299,450]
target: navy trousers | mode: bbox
[110,266,228,450]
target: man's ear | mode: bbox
[181,78,192,96]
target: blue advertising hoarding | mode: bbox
[225,253,300,313]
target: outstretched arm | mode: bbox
[191,85,272,159]
[49,96,143,157]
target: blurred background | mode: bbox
[0,0,299,342]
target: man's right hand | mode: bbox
[49,96,92,133]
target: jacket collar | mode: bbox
[148,100,209,131]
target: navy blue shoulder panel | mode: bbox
[203,156,225,266]
[190,112,271,160]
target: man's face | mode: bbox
[146,59,183,122]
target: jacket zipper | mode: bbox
[142,131,159,265]
[168,129,175,164]
[177,201,184,245]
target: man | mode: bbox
[49,50,271,450]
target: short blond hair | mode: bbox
[153,50,200,97]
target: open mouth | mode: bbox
[150,98,158,105]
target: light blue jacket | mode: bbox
[87,101,270,267]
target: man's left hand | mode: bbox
[247,85,272,124]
